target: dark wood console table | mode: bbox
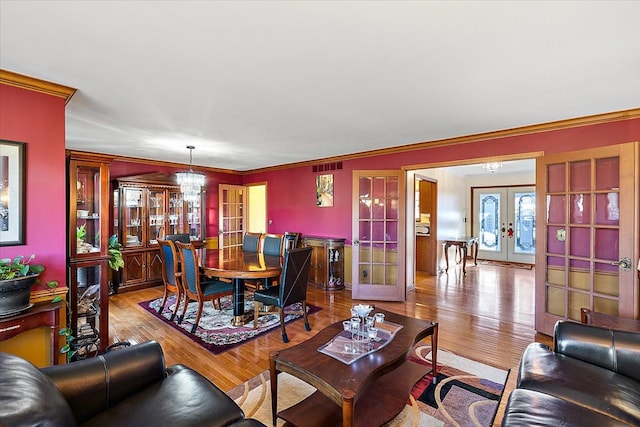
[0,301,62,366]
[443,236,479,274]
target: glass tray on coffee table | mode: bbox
[318,320,403,364]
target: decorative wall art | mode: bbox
[316,174,334,207]
[0,140,25,246]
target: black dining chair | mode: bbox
[253,246,312,343]
[242,232,262,252]
[175,241,234,333]
[283,232,301,254]
[157,239,182,321]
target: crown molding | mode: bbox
[0,69,76,104]
[244,108,640,174]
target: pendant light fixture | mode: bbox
[482,162,503,173]
[176,145,205,203]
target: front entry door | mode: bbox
[352,170,405,301]
[473,186,536,264]
[535,142,638,336]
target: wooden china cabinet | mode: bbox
[302,236,346,291]
[113,173,205,292]
[67,152,111,358]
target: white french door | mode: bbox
[352,170,405,301]
[218,184,246,249]
[473,186,536,264]
[535,142,638,336]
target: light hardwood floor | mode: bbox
[109,261,551,424]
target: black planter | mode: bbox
[0,274,39,317]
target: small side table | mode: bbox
[0,301,62,366]
[443,237,479,274]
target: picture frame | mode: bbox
[0,140,26,246]
[316,174,334,207]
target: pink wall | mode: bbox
[245,119,640,244]
[0,84,67,290]
[110,161,242,239]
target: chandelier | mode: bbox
[175,145,205,203]
[482,162,503,173]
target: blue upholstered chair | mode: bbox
[242,232,262,252]
[175,242,234,333]
[261,233,285,257]
[157,239,182,321]
[253,246,312,343]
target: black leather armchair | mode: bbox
[0,341,265,427]
[502,321,640,426]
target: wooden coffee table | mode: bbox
[269,310,438,427]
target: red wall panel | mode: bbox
[0,84,67,289]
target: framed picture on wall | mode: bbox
[0,140,26,246]
[316,174,334,207]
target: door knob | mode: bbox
[353,239,360,245]
[610,257,632,271]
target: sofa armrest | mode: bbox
[553,321,640,382]
[42,341,166,424]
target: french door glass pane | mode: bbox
[547,163,566,192]
[514,192,535,254]
[569,227,590,257]
[569,194,590,224]
[595,157,619,190]
[479,193,500,251]
[546,195,566,223]
[569,160,590,192]
[595,193,619,225]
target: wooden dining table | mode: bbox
[200,247,282,326]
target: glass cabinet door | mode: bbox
[148,189,166,244]
[71,261,108,359]
[168,190,184,236]
[187,194,202,239]
[123,188,143,248]
[74,164,103,256]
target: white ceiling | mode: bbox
[1,1,639,171]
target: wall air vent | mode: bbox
[312,161,343,173]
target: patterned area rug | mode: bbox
[138,294,319,354]
[228,344,509,426]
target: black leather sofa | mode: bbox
[0,340,266,427]
[501,321,640,426]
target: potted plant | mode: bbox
[108,234,124,294]
[0,255,49,316]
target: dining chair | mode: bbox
[253,246,313,343]
[175,241,234,333]
[283,232,301,255]
[157,239,182,321]
[242,232,262,252]
[261,233,284,257]
[165,233,191,244]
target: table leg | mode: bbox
[473,240,479,265]
[432,323,439,384]
[461,244,468,274]
[232,278,245,326]
[270,353,279,427]
[341,390,355,427]
[444,242,450,272]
